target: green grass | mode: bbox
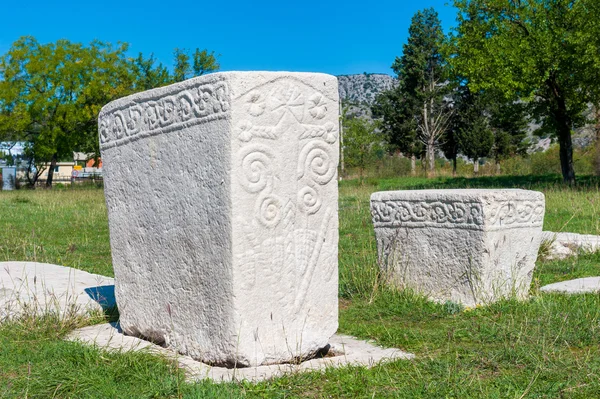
[1,174,600,398]
[0,186,113,276]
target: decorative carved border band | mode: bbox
[99,80,230,150]
[486,199,545,227]
[372,200,485,230]
[372,199,544,230]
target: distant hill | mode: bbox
[337,74,597,152]
[337,73,396,121]
[337,73,396,106]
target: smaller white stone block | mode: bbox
[370,189,545,306]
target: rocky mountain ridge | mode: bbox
[337,73,396,105]
[336,73,595,151]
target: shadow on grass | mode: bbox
[84,285,119,323]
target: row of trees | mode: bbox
[373,1,600,183]
[0,37,219,186]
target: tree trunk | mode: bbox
[452,157,457,177]
[473,158,479,174]
[555,108,576,184]
[46,154,57,188]
[26,159,45,189]
[427,141,435,175]
[547,78,576,184]
[595,106,600,142]
[26,158,36,188]
[410,154,416,176]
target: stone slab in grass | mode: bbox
[99,72,340,367]
[541,232,600,259]
[371,189,545,307]
[0,262,114,321]
[541,277,600,294]
[67,323,414,383]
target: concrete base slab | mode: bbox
[542,232,600,259]
[66,323,414,382]
[540,277,600,294]
[0,262,114,321]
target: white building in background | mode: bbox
[0,142,25,158]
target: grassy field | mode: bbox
[1,175,599,398]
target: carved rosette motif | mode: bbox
[234,79,338,314]
[99,79,230,149]
[372,199,544,230]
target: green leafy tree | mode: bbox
[450,0,600,183]
[0,37,137,186]
[342,110,386,178]
[373,88,423,174]
[452,86,494,173]
[441,91,462,176]
[488,99,529,170]
[172,48,191,82]
[392,7,451,174]
[133,53,171,91]
[192,49,220,77]
[173,48,220,82]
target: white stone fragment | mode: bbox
[541,231,600,259]
[540,277,600,294]
[99,72,339,367]
[0,262,114,321]
[370,189,545,306]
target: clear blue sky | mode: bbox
[0,0,458,76]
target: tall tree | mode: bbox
[341,109,386,178]
[192,49,220,77]
[373,88,423,174]
[450,0,600,183]
[133,53,171,91]
[441,88,464,177]
[452,86,494,173]
[488,99,529,171]
[393,7,451,174]
[173,48,220,82]
[172,48,191,82]
[0,37,137,186]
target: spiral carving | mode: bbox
[297,140,336,185]
[298,186,322,215]
[257,194,283,228]
[238,145,275,193]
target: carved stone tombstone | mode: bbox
[370,189,545,306]
[99,72,339,367]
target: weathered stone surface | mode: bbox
[99,72,339,367]
[0,262,114,321]
[371,189,545,306]
[67,323,414,383]
[541,231,600,259]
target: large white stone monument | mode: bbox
[371,189,545,306]
[99,72,339,367]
